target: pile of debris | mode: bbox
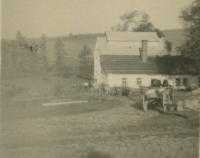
[176,88,200,112]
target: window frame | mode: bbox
[176,78,181,86]
[122,78,127,86]
[183,78,188,86]
[137,78,142,86]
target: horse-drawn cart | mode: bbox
[140,84,174,112]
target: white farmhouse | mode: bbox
[93,32,199,89]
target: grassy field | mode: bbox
[1,75,90,101]
[46,37,96,69]
[42,33,104,72]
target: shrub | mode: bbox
[87,149,112,158]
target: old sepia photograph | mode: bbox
[1,0,200,158]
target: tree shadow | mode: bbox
[159,111,188,119]
[86,149,113,158]
[130,101,188,119]
[129,101,157,111]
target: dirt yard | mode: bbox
[1,86,199,158]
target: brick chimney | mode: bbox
[141,40,148,62]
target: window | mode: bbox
[176,78,181,86]
[183,78,188,86]
[151,79,157,86]
[137,78,142,85]
[122,78,127,86]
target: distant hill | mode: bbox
[163,29,186,55]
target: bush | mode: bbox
[87,149,111,158]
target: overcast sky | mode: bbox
[1,0,192,39]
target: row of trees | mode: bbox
[2,32,49,78]
[177,0,200,75]
[2,31,71,79]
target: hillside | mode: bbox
[43,33,104,72]
[42,29,187,71]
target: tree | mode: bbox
[54,39,69,77]
[1,39,12,78]
[111,11,139,32]
[112,11,172,52]
[78,45,93,79]
[79,44,91,58]
[15,31,30,77]
[78,57,94,79]
[79,57,93,71]
[177,0,200,75]
[38,34,48,71]
[28,40,40,75]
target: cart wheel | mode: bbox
[162,89,171,113]
[142,95,148,111]
[117,89,122,97]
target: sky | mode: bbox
[1,0,192,39]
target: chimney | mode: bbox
[141,40,148,62]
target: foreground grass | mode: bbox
[1,95,199,158]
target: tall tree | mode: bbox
[112,11,172,52]
[54,39,69,77]
[78,56,94,79]
[15,31,29,77]
[78,45,93,79]
[27,40,40,75]
[38,34,48,71]
[79,44,91,59]
[1,40,12,78]
[177,0,200,75]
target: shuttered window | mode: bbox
[183,78,188,86]
[122,78,127,86]
[137,78,142,85]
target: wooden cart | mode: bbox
[140,86,173,112]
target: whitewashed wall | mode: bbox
[105,74,198,89]
[94,42,102,83]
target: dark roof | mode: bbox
[101,55,195,75]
